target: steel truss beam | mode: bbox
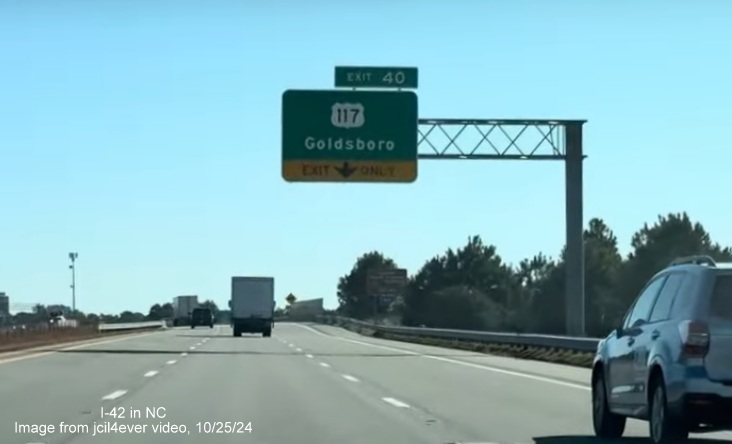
[416,118,588,336]
[417,118,586,160]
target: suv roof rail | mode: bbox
[669,255,717,267]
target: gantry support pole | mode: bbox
[417,118,587,335]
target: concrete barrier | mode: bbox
[97,321,167,331]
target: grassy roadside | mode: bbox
[330,322,594,369]
[0,326,162,354]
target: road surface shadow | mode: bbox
[176,334,231,338]
[55,349,303,355]
[280,352,482,358]
[53,349,449,357]
[533,435,732,443]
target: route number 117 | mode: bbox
[331,103,365,129]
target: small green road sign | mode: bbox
[334,66,418,89]
[282,89,418,183]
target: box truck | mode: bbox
[172,295,198,326]
[230,276,274,337]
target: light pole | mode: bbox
[68,252,78,313]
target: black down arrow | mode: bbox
[335,162,357,178]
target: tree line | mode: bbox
[336,212,732,337]
[5,296,298,327]
[5,300,222,326]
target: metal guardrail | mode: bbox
[98,321,167,331]
[317,316,602,352]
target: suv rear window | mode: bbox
[710,275,732,319]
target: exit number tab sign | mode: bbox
[334,66,419,89]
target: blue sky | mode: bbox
[1,1,731,315]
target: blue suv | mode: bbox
[592,255,732,443]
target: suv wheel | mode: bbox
[592,370,626,439]
[649,377,688,443]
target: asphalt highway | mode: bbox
[2,323,732,444]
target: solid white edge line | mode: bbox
[102,390,127,400]
[295,324,590,391]
[382,397,410,408]
[144,370,158,377]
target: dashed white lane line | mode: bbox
[382,397,410,408]
[288,344,295,348]
[181,352,188,357]
[189,346,196,350]
[319,362,330,368]
[102,390,127,401]
[166,360,177,365]
[305,354,314,358]
[295,324,589,391]
[295,348,302,352]
[144,371,158,378]
[342,374,359,382]
[196,343,203,346]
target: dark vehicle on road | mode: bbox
[592,255,732,443]
[190,308,214,329]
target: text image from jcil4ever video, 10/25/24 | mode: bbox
[14,406,253,438]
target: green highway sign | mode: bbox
[334,66,418,89]
[281,89,418,183]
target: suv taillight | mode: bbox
[678,320,710,358]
